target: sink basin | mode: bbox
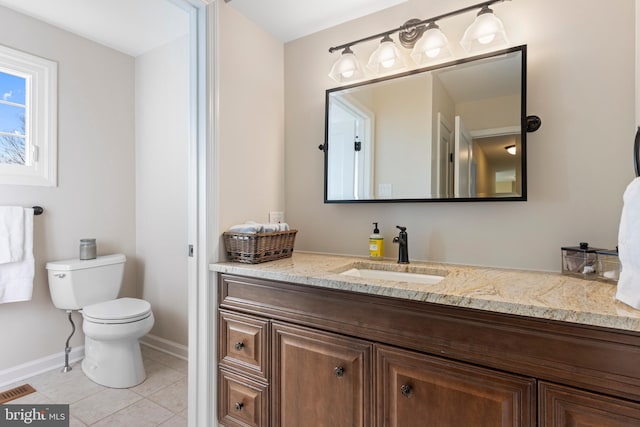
[340,267,444,284]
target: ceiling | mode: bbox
[0,0,408,56]
[0,0,189,57]
[226,0,408,42]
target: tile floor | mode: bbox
[1,345,188,426]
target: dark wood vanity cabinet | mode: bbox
[217,273,640,427]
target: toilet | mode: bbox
[46,254,154,388]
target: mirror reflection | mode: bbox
[324,45,526,202]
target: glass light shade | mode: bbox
[410,23,452,65]
[328,48,364,83]
[367,35,405,74]
[460,7,508,53]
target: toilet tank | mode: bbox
[46,254,126,310]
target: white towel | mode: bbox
[616,177,640,308]
[228,222,290,234]
[0,208,34,304]
[0,206,25,264]
[227,223,262,234]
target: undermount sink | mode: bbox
[339,265,445,285]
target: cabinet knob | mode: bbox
[400,384,412,397]
[234,341,245,351]
[334,366,345,377]
[234,402,244,411]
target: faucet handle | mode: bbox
[396,225,406,232]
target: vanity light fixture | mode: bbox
[460,5,509,53]
[328,47,365,82]
[328,0,511,83]
[411,22,452,65]
[505,144,517,155]
[367,34,405,73]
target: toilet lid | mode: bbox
[82,297,151,323]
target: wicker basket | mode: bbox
[223,229,297,264]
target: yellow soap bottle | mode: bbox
[369,222,384,260]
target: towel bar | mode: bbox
[32,206,43,215]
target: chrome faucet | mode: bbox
[393,225,409,264]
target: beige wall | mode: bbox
[216,1,285,240]
[0,6,136,370]
[135,36,189,346]
[285,0,635,271]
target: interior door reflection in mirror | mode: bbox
[324,45,526,202]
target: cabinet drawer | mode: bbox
[219,368,268,427]
[219,310,269,381]
[539,382,640,426]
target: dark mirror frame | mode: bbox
[322,45,528,203]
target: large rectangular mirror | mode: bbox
[324,45,527,203]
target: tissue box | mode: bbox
[596,249,620,282]
[561,242,602,280]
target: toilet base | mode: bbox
[81,313,154,389]
[82,336,147,388]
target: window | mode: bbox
[0,45,57,186]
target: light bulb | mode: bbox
[341,70,354,78]
[381,58,395,68]
[426,47,441,58]
[478,34,496,45]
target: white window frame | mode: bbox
[0,45,57,187]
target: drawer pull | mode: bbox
[234,402,244,411]
[400,384,412,397]
[334,366,345,377]
[234,341,245,351]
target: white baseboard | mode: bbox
[141,334,188,360]
[0,335,186,389]
[0,346,85,389]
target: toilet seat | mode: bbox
[83,297,151,324]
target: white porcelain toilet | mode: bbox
[46,254,154,388]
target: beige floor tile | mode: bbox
[148,378,188,414]
[158,414,188,427]
[130,359,185,397]
[71,388,142,425]
[25,364,85,392]
[36,372,104,404]
[69,416,87,427]
[142,346,188,374]
[4,349,187,425]
[7,391,54,405]
[91,398,174,427]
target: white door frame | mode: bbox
[435,112,453,198]
[329,95,374,199]
[170,0,215,426]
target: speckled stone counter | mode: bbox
[209,252,640,333]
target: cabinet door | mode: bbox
[539,382,640,426]
[376,345,535,427]
[271,322,372,427]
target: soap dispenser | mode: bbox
[369,222,384,260]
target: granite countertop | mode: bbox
[209,252,640,333]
